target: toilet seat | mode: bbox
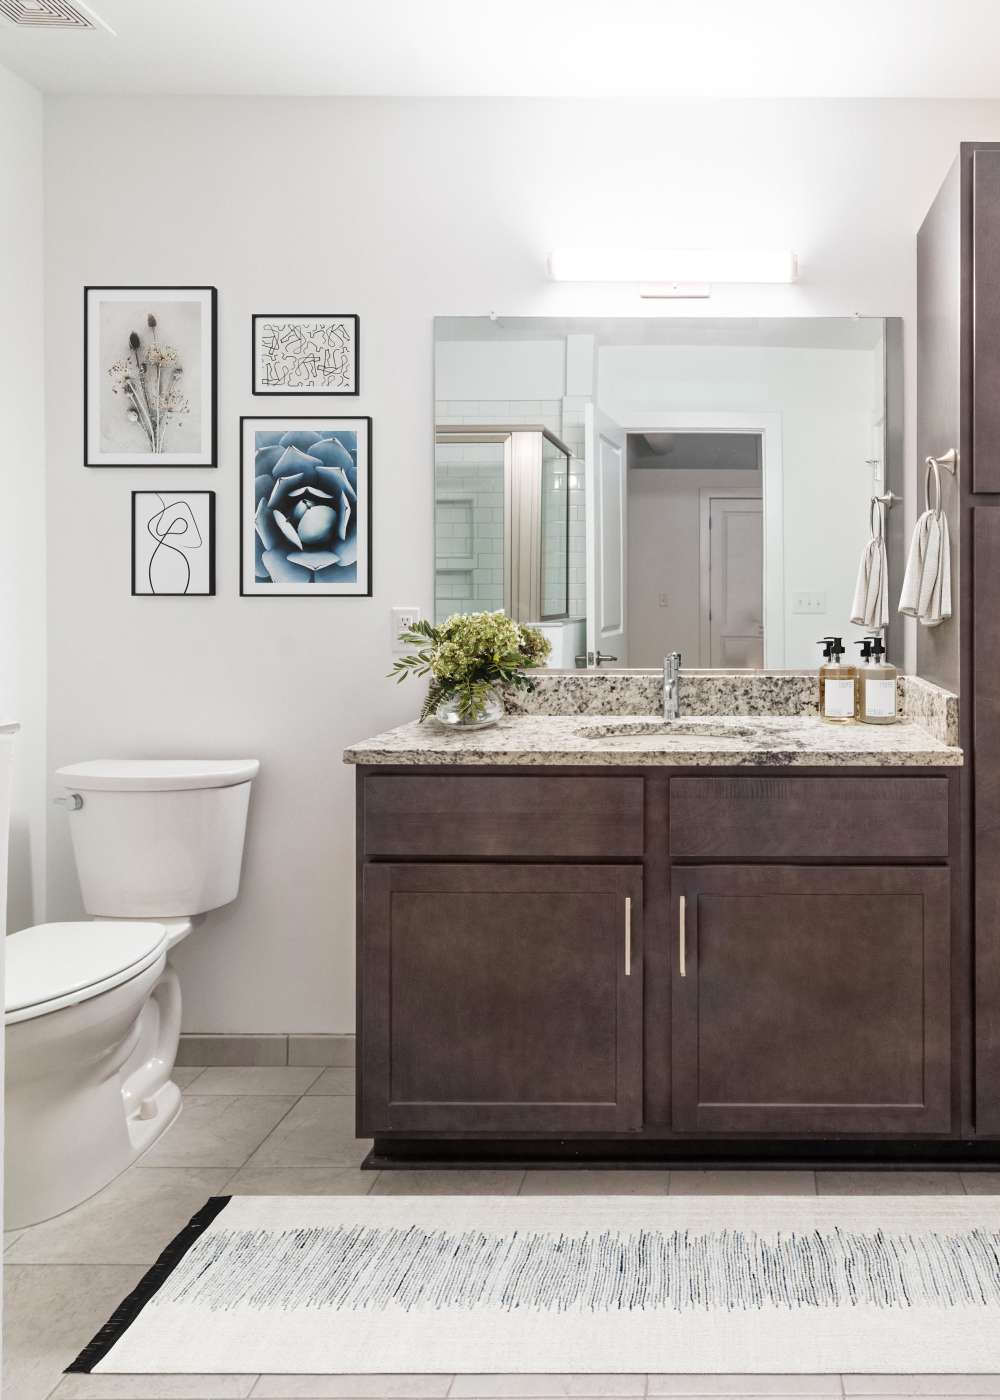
[5,921,169,1025]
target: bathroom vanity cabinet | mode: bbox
[354,765,968,1165]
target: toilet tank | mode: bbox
[55,759,260,918]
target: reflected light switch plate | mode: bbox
[792,591,826,615]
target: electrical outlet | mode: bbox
[391,606,422,653]
[658,592,669,608]
[792,591,826,615]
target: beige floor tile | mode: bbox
[5,1227,25,1250]
[843,1379,1000,1395]
[669,1170,816,1196]
[192,1067,325,1096]
[960,1172,1000,1195]
[451,1378,645,1398]
[244,1095,369,1168]
[6,1166,229,1265]
[519,1169,670,1195]
[141,1095,297,1169]
[304,1069,356,1095]
[252,1379,451,1399]
[3,1263,144,1400]
[649,1381,840,1396]
[370,1169,524,1196]
[172,1067,205,1089]
[54,1377,257,1399]
[816,1170,964,1195]
[225,1164,375,1195]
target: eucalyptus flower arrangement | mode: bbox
[390,611,552,723]
[107,313,190,453]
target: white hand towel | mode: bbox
[851,533,889,628]
[898,508,952,627]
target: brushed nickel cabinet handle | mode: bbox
[624,896,632,977]
[679,895,687,978]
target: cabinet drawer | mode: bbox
[363,774,644,858]
[669,776,949,860]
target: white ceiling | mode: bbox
[5,0,1000,98]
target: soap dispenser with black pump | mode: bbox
[854,633,899,725]
[817,636,857,724]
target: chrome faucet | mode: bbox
[663,651,682,721]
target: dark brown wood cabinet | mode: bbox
[359,862,643,1135]
[670,865,951,1136]
[356,766,964,1163]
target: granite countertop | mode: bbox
[343,712,962,769]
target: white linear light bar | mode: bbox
[547,248,797,284]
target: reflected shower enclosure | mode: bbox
[434,425,571,625]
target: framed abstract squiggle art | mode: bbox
[131,491,216,597]
[251,314,359,395]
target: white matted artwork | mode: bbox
[252,314,359,395]
[85,286,217,467]
[131,491,216,596]
[240,417,372,596]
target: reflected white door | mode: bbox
[704,496,763,668]
[585,405,627,665]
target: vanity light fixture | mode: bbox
[546,248,798,285]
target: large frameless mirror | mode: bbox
[434,315,901,671]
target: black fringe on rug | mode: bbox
[66,1195,232,1373]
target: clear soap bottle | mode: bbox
[855,633,899,725]
[817,636,857,725]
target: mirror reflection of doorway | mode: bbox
[627,431,763,668]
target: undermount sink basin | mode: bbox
[579,719,763,741]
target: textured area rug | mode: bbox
[70,1194,1000,1374]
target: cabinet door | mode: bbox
[671,865,951,1136]
[361,863,642,1135]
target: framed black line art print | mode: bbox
[251,314,359,396]
[85,286,218,467]
[240,417,372,597]
[132,491,216,597]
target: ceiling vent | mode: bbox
[0,0,107,27]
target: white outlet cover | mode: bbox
[391,607,422,653]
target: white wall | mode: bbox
[0,62,45,935]
[601,343,879,667]
[43,97,1000,1034]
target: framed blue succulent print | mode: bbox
[240,416,372,596]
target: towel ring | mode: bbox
[869,496,885,539]
[925,456,943,518]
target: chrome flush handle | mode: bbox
[53,792,83,811]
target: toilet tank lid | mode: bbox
[56,758,260,792]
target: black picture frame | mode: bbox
[239,416,373,597]
[84,285,218,468]
[251,313,360,396]
[131,490,216,597]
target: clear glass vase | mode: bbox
[434,685,505,730]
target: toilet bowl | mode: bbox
[3,756,259,1229]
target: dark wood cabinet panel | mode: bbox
[669,776,949,861]
[973,150,1000,494]
[974,507,1000,1132]
[363,774,644,858]
[670,865,951,1135]
[360,862,643,1134]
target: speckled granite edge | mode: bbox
[344,713,962,769]
[899,675,960,747]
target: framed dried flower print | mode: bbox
[85,286,217,467]
[131,491,216,597]
[252,314,359,395]
[240,416,372,596]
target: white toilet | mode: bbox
[4,756,259,1229]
